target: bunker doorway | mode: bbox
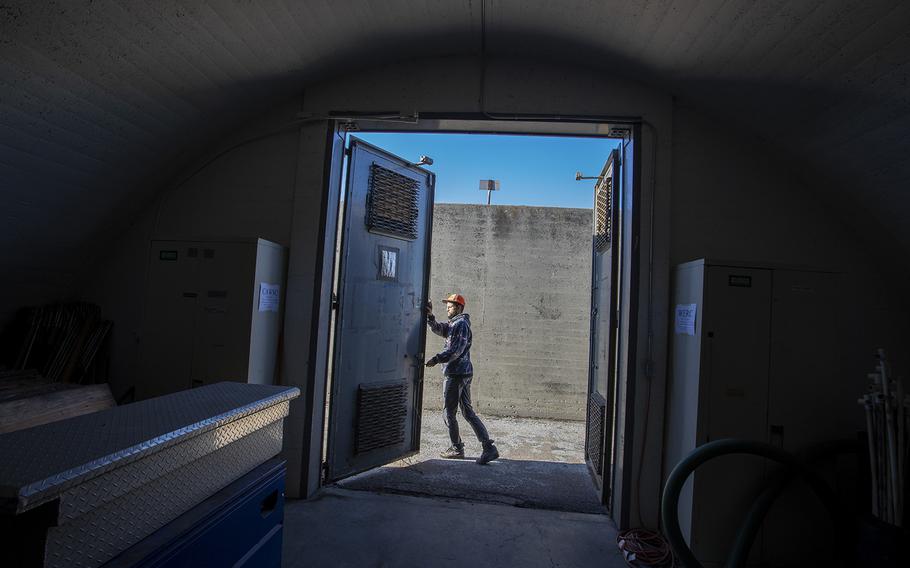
[319,121,638,518]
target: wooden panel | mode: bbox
[0,384,115,434]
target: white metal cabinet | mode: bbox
[763,269,841,566]
[665,259,840,567]
[137,238,287,400]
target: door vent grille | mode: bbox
[594,177,612,252]
[586,392,607,475]
[367,164,420,240]
[355,381,408,454]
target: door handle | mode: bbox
[260,490,279,518]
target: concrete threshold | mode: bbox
[283,488,625,568]
[338,457,606,515]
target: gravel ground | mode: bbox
[397,413,586,466]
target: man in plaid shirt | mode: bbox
[426,293,499,465]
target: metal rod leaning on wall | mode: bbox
[862,393,880,518]
[896,374,906,521]
[879,351,901,523]
[861,350,906,526]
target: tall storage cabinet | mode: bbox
[664,259,842,567]
[137,238,288,401]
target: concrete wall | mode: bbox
[424,204,592,421]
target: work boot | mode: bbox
[440,445,465,459]
[476,441,499,465]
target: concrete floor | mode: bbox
[338,415,603,513]
[283,488,625,568]
[281,415,623,567]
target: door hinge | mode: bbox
[331,292,339,310]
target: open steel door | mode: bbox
[585,148,622,506]
[325,137,435,483]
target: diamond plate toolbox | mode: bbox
[0,382,299,567]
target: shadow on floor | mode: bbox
[337,457,605,515]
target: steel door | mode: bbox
[585,149,621,505]
[325,138,435,482]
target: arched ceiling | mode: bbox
[2,0,909,296]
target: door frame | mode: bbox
[303,114,643,527]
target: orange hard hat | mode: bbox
[443,293,466,307]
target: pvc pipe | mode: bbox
[863,394,880,518]
[879,352,901,526]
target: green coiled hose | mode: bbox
[660,438,854,568]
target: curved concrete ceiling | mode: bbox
[2,1,909,298]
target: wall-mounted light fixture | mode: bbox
[575,171,603,181]
[410,155,433,167]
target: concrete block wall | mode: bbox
[424,204,592,421]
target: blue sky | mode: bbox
[355,132,619,209]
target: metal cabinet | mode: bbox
[110,459,288,568]
[664,259,841,567]
[137,238,287,400]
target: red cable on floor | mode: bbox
[616,528,675,567]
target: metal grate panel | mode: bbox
[366,164,420,240]
[594,177,612,252]
[355,381,408,454]
[586,392,607,475]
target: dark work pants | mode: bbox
[443,375,491,448]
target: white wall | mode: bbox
[78,102,302,400]
[670,102,909,395]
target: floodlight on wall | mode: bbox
[575,171,603,181]
[479,179,500,205]
[410,155,434,167]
